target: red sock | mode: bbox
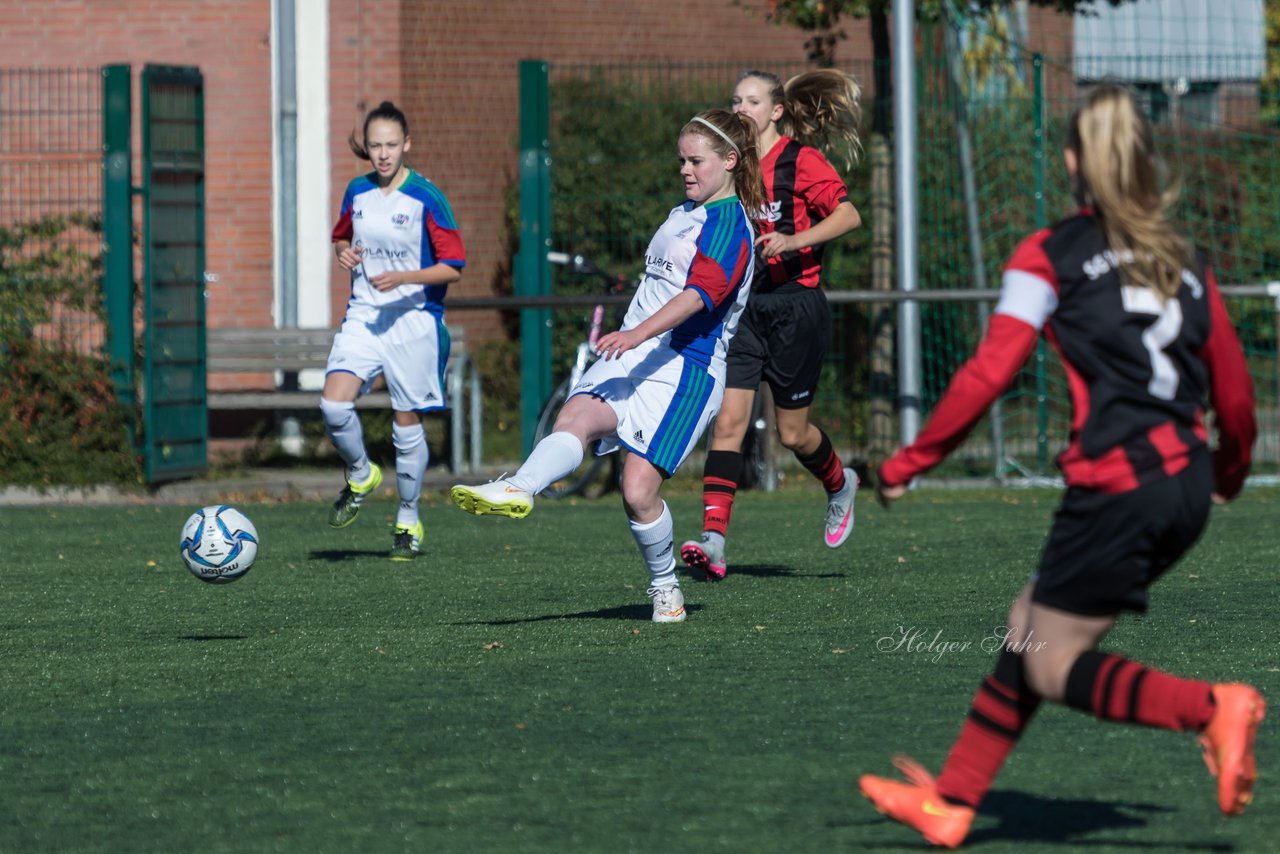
[702,450,741,537]
[795,429,845,493]
[936,650,1041,809]
[1064,651,1214,731]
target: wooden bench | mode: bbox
[206,326,482,473]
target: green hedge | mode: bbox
[0,214,141,487]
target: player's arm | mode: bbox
[757,201,861,259]
[879,314,1040,489]
[1199,266,1256,501]
[331,191,360,270]
[880,232,1057,500]
[757,150,860,258]
[596,289,705,360]
[373,262,462,289]
[598,207,751,359]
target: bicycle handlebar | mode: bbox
[546,250,630,295]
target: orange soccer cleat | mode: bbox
[1199,683,1266,816]
[859,755,975,849]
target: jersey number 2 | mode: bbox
[1121,286,1182,401]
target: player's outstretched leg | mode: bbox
[390,519,425,560]
[1200,683,1266,816]
[451,431,586,520]
[859,756,975,849]
[450,478,534,519]
[329,462,383,528]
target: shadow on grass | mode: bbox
[457,602,706,625]
[178,635,248,641]
[307,549,396,562]
[720,563,846,580]
[964,790,1229,850]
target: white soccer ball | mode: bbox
[179,505,259,584]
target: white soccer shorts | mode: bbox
[324,308,450,412]
[572,340,722,477]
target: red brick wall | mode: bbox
[327,0,404,325]
[14,1,1082,345]
[1,0,275,334]
[386,1,870,339]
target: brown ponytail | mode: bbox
[348,100,410,161]
[738,68,863,169]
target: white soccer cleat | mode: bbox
[648,584,686,623]
[450,478,534,519]
[824,467,859,549]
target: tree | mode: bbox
[747,0,1138,462]
[756,0,1140,119]
[1263,1,1280,125]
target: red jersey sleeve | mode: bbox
[880,314,1041,487]
[426,211,466,268]
[795,147,849,219]
[684,201,753,310]
[880,230,1058,487]
[1199,266,1255,498]
[332,189,355,243]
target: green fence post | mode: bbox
[102,64,134,441]
[516,59,552,456]
[1031,53,1051,473]
[141,65,207,484]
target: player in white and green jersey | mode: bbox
[451,109,769,623]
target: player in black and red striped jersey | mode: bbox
[682,69,864,582]
[859,84,1263,848]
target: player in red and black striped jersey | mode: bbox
[681,69,864,582]
[860,84,1263,848]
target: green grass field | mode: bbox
[2,484,1276,852]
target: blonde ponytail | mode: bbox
[1069,85,1190,298]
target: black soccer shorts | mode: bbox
[1031,452,1213,616]
[724,284,831,410]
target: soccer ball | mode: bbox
[179,505,259,584]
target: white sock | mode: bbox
[393,420,428,527]
[507,431,584,494]
[320,397,370,483]
[630,502,678,589]
[703,530,726,552]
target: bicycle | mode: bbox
[533,251,631,498]
[535,250,776,498]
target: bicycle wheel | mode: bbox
[738,389,777,491]
[533,376,610,499]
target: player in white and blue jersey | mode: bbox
[321,101,466,561]
[451,109,768,623]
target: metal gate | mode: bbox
[141,64,207,483]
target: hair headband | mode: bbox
[690,116,739,155]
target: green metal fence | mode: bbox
[534,46,1280,479]
[140,64,207,484]
[1,65,209,486]
[0,68,105,358]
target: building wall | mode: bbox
[10,1,1088,345]
[0,0,276,334]
[358,0,871,339]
